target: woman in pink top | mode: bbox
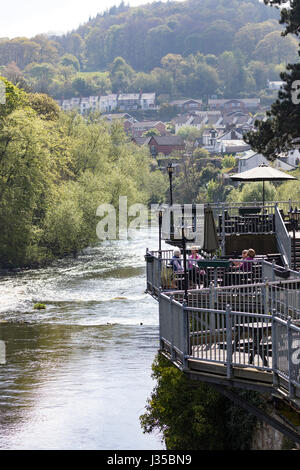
[188,246,205,288]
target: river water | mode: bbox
[0,228,165,450]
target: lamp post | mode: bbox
[167,162,174,206]
[158,208,163,258]
[167,162,174,239]
[181,225,188,301]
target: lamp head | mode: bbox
[167,162,174,175]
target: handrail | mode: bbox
[274,205,291,268]
[158,290,300,399]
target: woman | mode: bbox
[169,248,183,273]
[188,246,205,288]
[243,248,256,272]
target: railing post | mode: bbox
[221,204,226,257]
[209,282,216,330]
[182,300,189,370]
[226,304,233,379]
[158,256,162,292]
[170,295,175,361]
[272,309,279,389]
[263,281,269,315]
[287,316,296,399]
[272,259,276,281]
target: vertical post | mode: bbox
[209,282,216,330]
[272,309,278,388]
[182,300,189,370]
[221,204,226,257]
[158,210,162,257]
[287,316,295,399]
[226,305,233,379]
[167,163,174,239]
[182,227,188,301]
[263,282,269,315]
[170,295,175,361]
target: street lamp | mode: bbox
[158,207,163,257]
[167,162,174,206]
[167,162,174,239]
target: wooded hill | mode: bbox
[0,0,298,101]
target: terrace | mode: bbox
[145,201,300,440]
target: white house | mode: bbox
[99,94,118,113]
[140,93,156,109]
[237,151,268,173]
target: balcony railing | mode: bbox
[159,291,300,399]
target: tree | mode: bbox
[27,93,60,120]
[140,354,258,450]
[142,128,160,137]
[253,31,299,64]
[264,0,300,36]
[244,1,300,159]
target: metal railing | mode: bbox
[159,291,300,398]
[170,278,300,322]
[145,250,283,297]
[274,204,291,268]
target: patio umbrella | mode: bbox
[230,163,297,206]
[202,206,219,253]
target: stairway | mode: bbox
[291,237,300,271]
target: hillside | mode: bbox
[1,0,298,102]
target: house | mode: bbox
[280,138,300,167]
[133,135,185,156]
[237,151,268,173]
[140,93,156,109]
[268,81,284,91]
[147,135,185,156]
[61,97,81,112]
[170,99,203,111]
[222,112,254,133]
[201,128,220,152]
[201,128,250,154]
[117,93,140,111]
[99,94,118,113]
[237,150,297,173]
[131,120,168,137]
[171,111,223,133]
[215,139,250,155]
[102,113,136,133]
[117,92,156,111]
[208,98,260,112]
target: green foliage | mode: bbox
[0,79,164,268]
[140,354,258,450]
[227,181,277,203]
[222,154,236,170]
[0,0,283,100]
[244,1,300,159]
[33,303,46,310]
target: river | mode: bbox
[0,228,165,450]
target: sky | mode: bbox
[0,0,177,39]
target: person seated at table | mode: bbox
[232,249,248,269]
[243,248,256,271]
[188,246,205,288]
[168,248,183,273]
